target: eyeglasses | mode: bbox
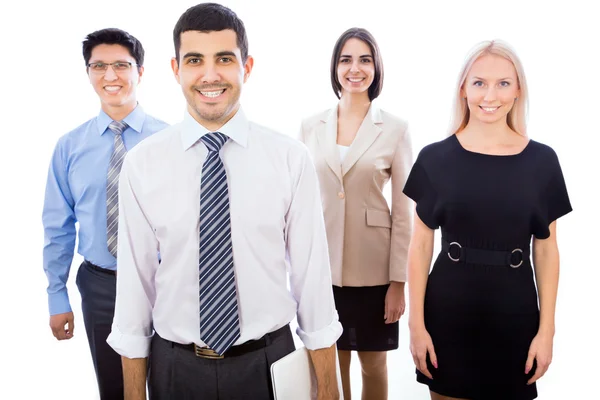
[86,62,138,74]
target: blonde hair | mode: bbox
[448,40,529,136]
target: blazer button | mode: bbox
[338,191,345,199]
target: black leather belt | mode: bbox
[442,240,529,268]
[167,324,290,359]
[83,260,116,276]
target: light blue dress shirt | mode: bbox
[43,105,168,315]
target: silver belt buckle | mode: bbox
[447,242,462,262]
[510,248,523,268]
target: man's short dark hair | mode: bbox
[330,28,384,101]
[173,3,248,63]
[82,28,145,67]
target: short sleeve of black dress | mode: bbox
[532,146,573,239]
[403,144,439,230]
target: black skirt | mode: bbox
[333,285,398,352]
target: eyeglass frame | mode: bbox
[86,61,141,74]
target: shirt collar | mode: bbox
[97,104,145,135]
[180,107,249,151]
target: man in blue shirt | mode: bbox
[42,28,168,399]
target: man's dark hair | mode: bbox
[330,28,384,101]
[173,3,248,63]
[82,28,145,67]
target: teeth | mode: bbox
[105,86,121,92]
[201,90,224,98]
[348,78,363,82]
[482,107,499,112]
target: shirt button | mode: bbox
[338,191,345,199]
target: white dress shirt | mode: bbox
[107,108,342,358]
[337,144,350,163]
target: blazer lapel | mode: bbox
[341,103,383,176]
[316,106,343,183]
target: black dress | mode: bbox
[402,135,572,400]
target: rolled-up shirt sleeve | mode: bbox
[106,152,159,359]
[285,147,343,350]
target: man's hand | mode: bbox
[50,311,74,340]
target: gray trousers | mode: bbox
[75,261,124,400]
[149,326,295,400]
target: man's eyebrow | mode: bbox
[215,51,237,58]
[183,52,204,59]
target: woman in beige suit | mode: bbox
[299,28,413,400]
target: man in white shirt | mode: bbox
[107,3,342,399]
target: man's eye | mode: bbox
[114,62,130,70]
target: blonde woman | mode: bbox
[403,40,572,400]
[300,28,413,400]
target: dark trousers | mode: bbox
[76,261,124,400]
[149,326,296,400]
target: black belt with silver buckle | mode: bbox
[442,240,529,268]
[168,324,289,359]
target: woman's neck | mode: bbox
[338,92,370,119]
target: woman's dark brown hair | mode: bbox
[330,27,383,101]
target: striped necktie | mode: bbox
[198,132,240,355]
[106,120,128,258]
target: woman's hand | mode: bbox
[410,326,438,379]
[525,331,554,384]
[384,281,406,324]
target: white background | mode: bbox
[0,0,598,399]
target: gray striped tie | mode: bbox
[199,132,240,355]
[106,120,128,258]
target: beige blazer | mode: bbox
[300,103,413,287]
